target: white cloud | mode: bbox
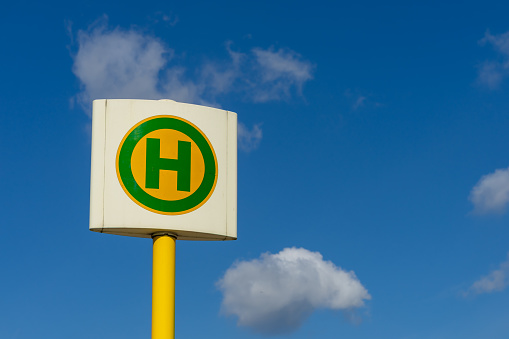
[468,253,509,295]
[469,167,509,214]
[71,20,313,109]
[353,95,367,110]
[71,19,221,109]
[478,30,509,88]
[71,20,315,152]
[251,48,314,102]
[217,247,371,335]
[481,31,509,56]
[237,122,262,152]
[198,43,244,98]
[150,11,179,26]
[72,22,169,109]
[478,61,504,89]
[343,89,381,110]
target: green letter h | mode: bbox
[145,138,191,192]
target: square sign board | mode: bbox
[89,99,237,240]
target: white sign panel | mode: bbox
[89,99,237,240]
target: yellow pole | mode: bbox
[152,234,176,339]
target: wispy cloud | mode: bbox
[343,89,381,110]
[71,17,230,110]
[469,167,509,214]
[477,30,509,89]
[352,95,367,110]
[149,11,179,26]
[71,18,315,151]
[71,17,314,109]
[250,47,314,102]
[467,253,509,295]
[237,122,262,152]
[477,61,504,89]
[217,247,371,335]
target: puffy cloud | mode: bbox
[477,30,509,88]
[468,253,509,295]
[71,20,220,109]
[469,167,509,214]
[217,247,371,335]
[72,23,169,108]
[237,122,262,152]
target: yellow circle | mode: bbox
[116,115,218,215]
[130,129,206,201]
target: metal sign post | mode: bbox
[152,233,176,339]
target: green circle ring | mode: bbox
[116,116,217,214]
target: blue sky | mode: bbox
[3,0,509,338]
